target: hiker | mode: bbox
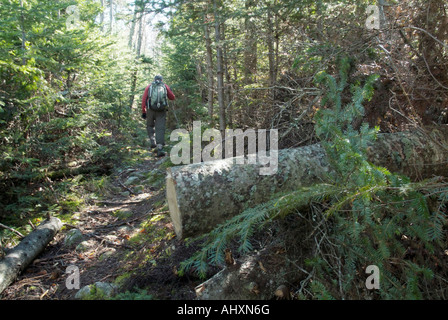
[142,75,175,157]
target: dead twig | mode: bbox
[33,253,72,265]
[117,178,136,195]
[0,223,25,239]
[89,234,133,250]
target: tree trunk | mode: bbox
[213,0,226,133]
[267,2,275,89]
[222,23,232,128]
[100,0,105,31]
[19,0,27,66]
[203,13,214,125]
[129,5,145,109]
[109,0,114,34]
[128,4,138,49]
[266,0,279,101]
[0,217,63,294]
[166,126,448,239]
[136,9,145,57]
[243,0,257,85]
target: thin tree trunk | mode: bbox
[243,0,257,84]
[222,23,232,128]
[100,0,105,30]
[204,13,215,125]
[128,3,137,49]
[273,3,279,90]
[136,10,145,57]
[213,0,226,132]
[266,0,280,100]
[267,2,275,91]
[129,6,145,109]
[109,0,114,34]
[19,0,26,66]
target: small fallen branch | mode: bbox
[0,223,24,239]
[117,178,136,195]
[0,217,63,294]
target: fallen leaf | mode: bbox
[49,269,62,280]
[173,266,178,276]
[37,270,48,276]
[225,249,235,266]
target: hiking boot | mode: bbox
[157,149,166,157]
[150,138,157,149]
[157,145,166,157]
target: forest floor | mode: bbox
[1,148,211,300]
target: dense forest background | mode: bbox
[1,0,448,300]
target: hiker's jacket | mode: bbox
[142,83,175,114]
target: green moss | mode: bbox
[111,209,134,220]
[401,137,415,160]
[114,272,134,287]
[112,288,154,300]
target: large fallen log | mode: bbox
[166,126,448,239]
[0,217,63,294]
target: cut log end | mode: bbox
[274,285,291,300]
[166,168,183,238]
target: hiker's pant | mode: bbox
[146,109,166,146]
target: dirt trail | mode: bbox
[1,152,203,300]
